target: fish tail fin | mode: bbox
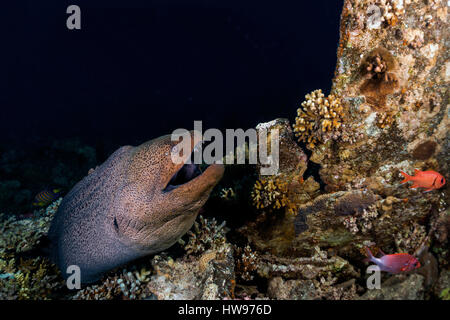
[400,171,412,184]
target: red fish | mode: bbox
[400,169,445,192]
[365,247,421,274]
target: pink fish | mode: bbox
[365,247,421,274]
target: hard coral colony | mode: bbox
[251,175,297,214]
[293,89,345,149]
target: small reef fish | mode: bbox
[365,247,421,274]
[32,189,62,207]
[400,169,445,192]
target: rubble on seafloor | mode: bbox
[0,0,449,300]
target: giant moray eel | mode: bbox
[48,133,224,283]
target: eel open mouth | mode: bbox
[163,142,207,192]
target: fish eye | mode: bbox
[441,178,445,184]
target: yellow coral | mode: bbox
[293,89,345,149]
[251,175,297,214]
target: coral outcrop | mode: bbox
[238,0,449,300]
[0,0,448,300]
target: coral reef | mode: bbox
[72,266,153,300]
[0,139,96,214]
[0,0,448,300]
[184,215,228,256]
[147,244,235,300]
[237,0,448,299]
[261,247,361,299]
[251,175,297,214]
[361,274,426,300]
[145,215,234,300]
[0,199,61,253]
[220,187,237,201]
[235,245,259,281]
[241,190,385,259]
[71,215,233,300]
[0,199,64,300]
[256,246,359,280]
[434,269,450,300]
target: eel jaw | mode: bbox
[163,162,203,192]
[163,162,224,207]
[162,139,224,205]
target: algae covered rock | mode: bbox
[147,244,235,300]
[267,277,316,300]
